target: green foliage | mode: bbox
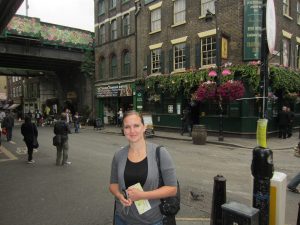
[80,50,95,80]
[142,65,300,99]
[270,67,300,92]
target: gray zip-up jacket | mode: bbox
[110,142,177,225]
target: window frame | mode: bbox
[99,57,105,79]
[297,1,300,24]
[150,8,161,33]
[122,51,130,76]
[111,19,117,40]
[151,48,162,74]
[200,0,215,17]
[99,24,105,44]
[283,0,290,17]
[110,0,117,9]
[201,35,216,67]
[122,14,130,36]
[110,54,117,78]
[173,42,186,71]
[173,0,186,25]
[282,38,290,67]
[98,0,105,15]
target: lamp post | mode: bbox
[206,1,224,141]
[260,0,269,119]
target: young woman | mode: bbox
[109,111,177,225]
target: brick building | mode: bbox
[94,0,300,134]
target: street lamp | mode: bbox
[206,3,224,142]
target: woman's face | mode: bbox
[123,114,146,143]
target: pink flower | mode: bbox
[217,80,245,101]
[195,81,217,102]
[221,69,231,76]
[208,70,217,77]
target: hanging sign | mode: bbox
[243,0,263,60]
[266,0,276,54]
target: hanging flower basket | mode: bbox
[195,81,217,102]
[217,80,245,101]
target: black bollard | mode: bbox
[210,175,226,225]
[251,147,274,225]
[297,202,300,225]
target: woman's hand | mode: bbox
[126,187,144,202]
[118,192,133,207]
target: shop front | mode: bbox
[96,82,136,125]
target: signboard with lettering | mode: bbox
[96,84,133,98]
[243,0,263,61]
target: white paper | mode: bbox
[130,183,151,214]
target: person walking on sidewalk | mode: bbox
[181,106,192,136]
[2,111,14,142]
[277,106,288,139]
[21,116,38,164]
[286,107,294,138]
[109,110,178,225]
[54,113,71,166]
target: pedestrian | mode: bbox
[286,107,294,138]
[109,110,178,225]
[287,171,300,194]
[73,112,80,133]
[2,111,14,142]
[181,106,192,136]
[54,113,71,166]
[117,108,123,127]
[21,116,38,164]
[277,106,288,139]
[35,109,41,126]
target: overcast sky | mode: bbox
[16,0,94,32]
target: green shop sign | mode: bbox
[243,0,262,61]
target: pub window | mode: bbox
[173,0,186,25]
[201,35,216,66]
[173,43,186,70]
[296,44,300,69]
[151,48,161,73]
[151,8,161,32]
[282,38,290,67]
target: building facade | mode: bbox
[94,0,300,134]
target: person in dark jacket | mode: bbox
[181,107,192,136]
[277,106,288,139]
[287,107,295,138]
[21,116,38,164]
[54,113,71,166]
[2,111,14,142]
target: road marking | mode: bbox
[176,217,210,221]
[0,146,17,161]
[16,147,38,155]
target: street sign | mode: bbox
[266,0,276,54]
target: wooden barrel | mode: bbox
[192,125,207,145]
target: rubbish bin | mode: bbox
[192,125,207,145]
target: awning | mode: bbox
[7,104,20,110]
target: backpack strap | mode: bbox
[156,145,164,187]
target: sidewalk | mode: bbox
[93,125,299,151]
